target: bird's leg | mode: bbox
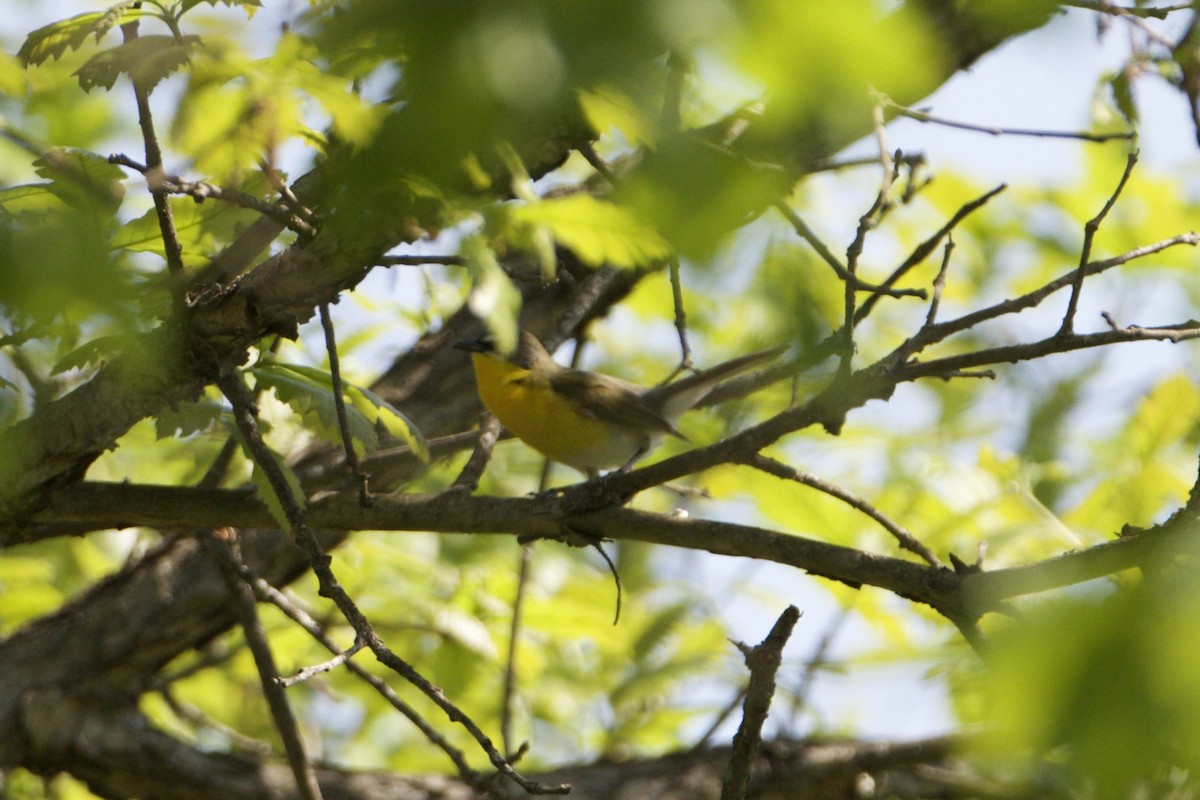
[614,440,650,475]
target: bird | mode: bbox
[455,331,784,477]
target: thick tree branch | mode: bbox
[15,690,971,800]
[25,480,1200,620]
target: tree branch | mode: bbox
[721,605,801,800]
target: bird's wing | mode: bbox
[550,370,683,437]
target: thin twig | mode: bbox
[279,640,364,688]
[591,541,623,626]
[1059,149,1138,335]
[872,103,895,208]
[121,19,185,314]
[1102,311,1200,343]
[856,184,1006,324]
[108,153,318,238]
[230,561,480,782]
[720,605,802,800]
[889,102,1136,142]
[841,193,885,376]
[772,203,926,300]
[379,254,466,268]
[809,151,927,175]
[217,371,567,795]
[204,528,325,800]
[578,140,617,185]
[667,256,695,380]
[1062,0,1192,20]
[744,454,942,567]
[453,414,502,490]
[899,322,1200,381]
[923,236,955,328]
[159,685,274,756]
[909,232,1199,355]
[501,544,532,759]
[261,158,318,231]
[319,303,371,505]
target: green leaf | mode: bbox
[0,185,68,217]
[17,3,144,67]
[156,401,225,439]
[461,234,520,355]
[75,35,201,93]
[345,384,430,462]
[263,362,428,461]
[297,63,385,149]
[32,148,126,215]
[51,334,131,374]
[578,85,656,147]
[0,51,29,96]
[247,441,306,531]
[1127,374,1200,461]
[1107,69,1139,127]
[510,193,671,268]
[110,186,264,268]
[180,0,262,17]
[251,363,379,452]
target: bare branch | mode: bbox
[217,371,566,795]
[744,454,942,567]
[378,254,465,267]
[721,605,802,800]
[923,236,954,328]
[230,558,479,780]
[319,303,372,505]
[204,528,325,800]
[668,257,695,376]
[1059,149,1139,335]
[773,202,926,299]
[279,641,364,688]
[109,153,318,238]
[855,184,1006,323]
[903,233,1200,357]
[452,414,502,491]
[1061,0,1192,20]
[888,101,1136,142]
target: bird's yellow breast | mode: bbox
[470,352,619,468]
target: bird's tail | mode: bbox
[647,343,788,420]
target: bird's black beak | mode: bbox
[453,336,495,354]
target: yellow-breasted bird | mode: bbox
[455,331,784,477]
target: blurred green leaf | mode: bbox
[251,361,429,463]
[74,35,200,93]
[51,334,130,374]
[461,234,520,355]
[110,188,264,268]
[344,383,429,463]
[0,205,132,323]
[155,400,225,439]
[32,147,126,215]
[0,185,67,216]
[0,51,29,95]
[17,3,144,67]
[982,575,1200,798]
[252,363,380,453]
[180,0,262,16]
[510,193,672,269]
[246,439,306,531]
